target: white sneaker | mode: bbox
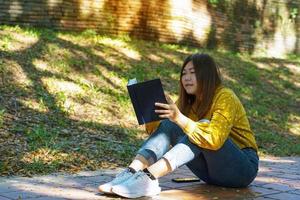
[112,171,161,198]
[98,168,134,194]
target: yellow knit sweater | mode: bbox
[145,86,258,151]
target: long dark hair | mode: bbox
[178,53,222,119]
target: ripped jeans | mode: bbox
[137,119,259,187]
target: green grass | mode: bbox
[0,109,5,128]
[0,25,299,176]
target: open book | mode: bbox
[127,78,168,125]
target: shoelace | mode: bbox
[134,171,151,181]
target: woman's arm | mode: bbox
[155,91,237,150]
[155,96,190,130]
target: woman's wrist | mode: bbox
[175,113,189,130]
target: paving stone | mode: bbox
[81,182,100,193]
[272,173,300,180]
[159,184,257,200]
[0,195,11,200]
[73,169,122,177]
[261,182,295,192]
[288,189,300,195]
[265,192,300,200]
[160,180,203,189]
[0,156,299,200]
[248,186,281,197]
[26,196,67,200]
[253,176,281,186]
[280,179,300,189]
[0,183,22,193]
[0,191,43,200]
[79,175,113,184]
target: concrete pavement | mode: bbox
[0,156,299,200]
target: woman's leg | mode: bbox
[99,119,183,194]
[131,119,186,170]
[161,136,258,187]
[151,134,210,182]
[201,140,259,187]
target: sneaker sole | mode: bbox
[98,186,113,194]
[112,187,161,198]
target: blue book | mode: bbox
[127,78,168,125]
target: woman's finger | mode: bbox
[155,102,170,109]
[159,114,170,118]
[155,109,170,114]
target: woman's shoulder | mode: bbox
[215,85,235,96]
[214,86,240,103]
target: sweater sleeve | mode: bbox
[183,91,237,150]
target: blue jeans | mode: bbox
[137,119,259,188]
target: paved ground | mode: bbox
[0,156,299,200]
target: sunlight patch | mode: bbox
[4,60,32,87]
[33,59,49,71]
[98,37,141,60]
[221,71,238,83]
[0,30,38,51]
[19,98,49,113]
[9,181,100,199]
[97,65,126,89]
[260,157,296,163]
[148,54,164,62]
[287,114,300,136]
[42,77,83,95]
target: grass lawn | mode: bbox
[0,25,299,176]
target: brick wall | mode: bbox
[0,0,299,56]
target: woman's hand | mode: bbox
[155,96,182,123]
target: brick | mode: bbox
[248,186,281,197]
[0,182,23,193]
[289,189,300,195]
[26,197,66,200]
[160,180,203,189]
[0,196,10,200]
[265,192,300,200]
[0,191,43,199]
[261,183,295,192]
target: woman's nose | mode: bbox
[184,75,191,81]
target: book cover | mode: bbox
[127,78,168,125]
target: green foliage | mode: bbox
[0,25,299,176]
[208,0,220,7]
[0,108,5,128]
[244,67,260,82]
[25,125,59,150]
[289,7,298,20]
[257,131,300,156]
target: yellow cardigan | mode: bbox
[145,86,258,151]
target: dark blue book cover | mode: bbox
[127,79,168,125]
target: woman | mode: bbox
[98,53,259,198]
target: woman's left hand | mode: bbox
[155,96,182,123]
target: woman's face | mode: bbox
[181,61,198,95]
